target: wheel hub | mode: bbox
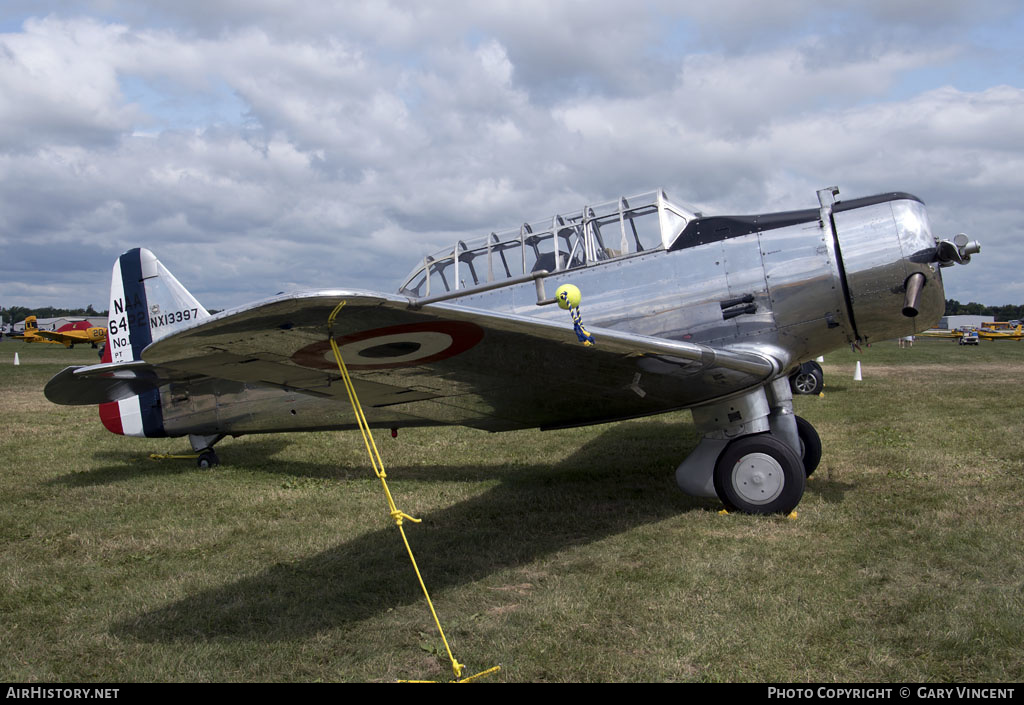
[731,452,784,505]
[794,373,816,394]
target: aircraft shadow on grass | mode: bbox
[74,418,845,644]
[52,438,296,487]
[110,422,724,643]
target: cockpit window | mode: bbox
[398,189,696,297]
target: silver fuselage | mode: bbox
[155,192,946,438]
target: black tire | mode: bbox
[790,362,824,395]
[794,416,822,476]
[197,450,219,469]
[713,434,806,514]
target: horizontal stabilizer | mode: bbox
[44,362,169,406]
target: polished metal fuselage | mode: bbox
[438,196,943,366]
[157,194,946,438]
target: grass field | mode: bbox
[1,337,1022,683]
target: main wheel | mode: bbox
[713,434,806,514]
[794,416,822,477]
[790,362,824,395]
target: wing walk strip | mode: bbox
[327,301,501,684]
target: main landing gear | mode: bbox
[676,377,820,514]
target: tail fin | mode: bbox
[106,248,209,364]
[100,248,208,437]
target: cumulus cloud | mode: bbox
[0,18,140,151]
[0,2,1022,310]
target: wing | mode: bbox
[50,290,781,431]
[36,330,76,345]
[21,331,64,345]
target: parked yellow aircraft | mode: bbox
[12,316,108,347]
[37,324,108,348]
[977,323,1024,341]
[10,316,63,345]
[918,328,964,340]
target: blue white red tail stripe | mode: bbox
[99,247,194,438]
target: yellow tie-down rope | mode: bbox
[327,302,500,683]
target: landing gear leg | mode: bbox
[675,380,812,514]
[766,375,821,476]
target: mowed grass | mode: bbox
[1,337,1022,682]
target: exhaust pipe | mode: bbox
[902,272,926,318]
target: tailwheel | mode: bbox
[197,450,220,469]
[713,434,805,515]
[795,415,822,477]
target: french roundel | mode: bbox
[291,321,485,371]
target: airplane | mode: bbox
[917,328,965,340]
[35,321,108,348]
[11,316,64,345]
[977,323,1023,341]
[44,186,979,515]
[979,321,1019,331]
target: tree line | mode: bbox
[944,300,1024,321]
[1,305,106,324]
[1,305,223,324]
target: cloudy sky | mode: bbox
[2,1,1022,313]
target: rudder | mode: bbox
[107,248,209,364]
[101,248,209,437]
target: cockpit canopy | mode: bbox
[398,189,697,298]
